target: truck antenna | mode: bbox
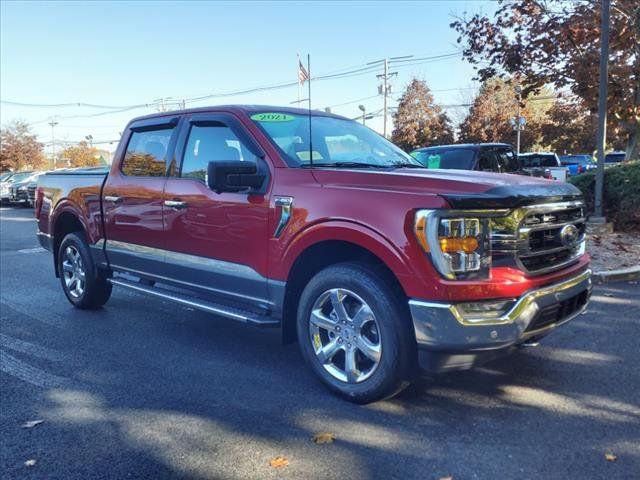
[307,53,313,168]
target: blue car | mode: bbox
[559,154,596,176]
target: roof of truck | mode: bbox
[128,105,348,124]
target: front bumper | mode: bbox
[409,269,592,372]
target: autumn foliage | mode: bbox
[59,141,101,168]
[392,78,454,151]
[0,121,48,172]
[451,0,640,159]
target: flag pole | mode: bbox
[297,53,301,105]
[307,53,313,167]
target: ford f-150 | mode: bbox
[36,106,592,402]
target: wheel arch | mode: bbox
[51,207,89,277]
[279,224,414,344]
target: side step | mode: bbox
[107,277,279,327]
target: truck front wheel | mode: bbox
[58,233,112,309]
[297,262,414,403]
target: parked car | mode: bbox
[10,171,43,206]
[518,153,568,181]
[410,143,522,174]
[0,171,33,204]
[605,151,626,164]
[36,106,592,403]
[559,154,596,176]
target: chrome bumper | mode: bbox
[409,269,592,354]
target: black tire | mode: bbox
[296,262,414,403]
[57,232,112,309]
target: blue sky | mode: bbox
[1,0,497,152]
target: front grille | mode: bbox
[27,185,36,201]
[517,202,586,275]
[526,290,589,332]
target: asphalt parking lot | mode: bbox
[1,206,638,480]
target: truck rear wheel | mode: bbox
[296,262,413,403]
[58,233,112,309]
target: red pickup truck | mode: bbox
[36,106,592,403]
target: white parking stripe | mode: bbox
[0,351,69,388]
[0,334,64,362]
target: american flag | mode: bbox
[298,59,309,85]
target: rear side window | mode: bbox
[181,124,253,181]
[121,128,174,176]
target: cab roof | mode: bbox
[128,105,348,124]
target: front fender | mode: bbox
[271,219,418,287]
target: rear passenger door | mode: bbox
[161,113,273,308]
[103,117,179,275]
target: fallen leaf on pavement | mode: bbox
[24,459,37,467]
[604,293,614,297]
[439,475,454,480]
[22,420,44,428]
[312,432,336,444]
[269,456,289,468]
[605,452,617,462]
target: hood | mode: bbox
[312,168,582,208]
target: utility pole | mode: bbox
[515,85,522,155]
[48,120,58,169]
[382,59,389,136]
[594,0,610,220]
[368,55,411,138]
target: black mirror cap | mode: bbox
[207,161,265,194]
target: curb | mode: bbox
[592,265,640,284]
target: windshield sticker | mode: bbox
[427,154,441,169]
[250,113,295,122]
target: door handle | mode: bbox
[164,200,188,209]
[104,195,122,204]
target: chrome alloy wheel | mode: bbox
[309,288,382,384]
[62,245,86,298]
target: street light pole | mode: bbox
[48,120,58,169]
[594,0,610,220]
[358,104,366,125]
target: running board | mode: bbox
[107,277,279,327]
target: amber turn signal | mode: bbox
[438,236,479,253]
[414,213,430,252]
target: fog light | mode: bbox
[454,299,516,322]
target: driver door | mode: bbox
[162,113,272,308]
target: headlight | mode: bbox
[414,210,492,280]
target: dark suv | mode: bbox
[410,143,521,174]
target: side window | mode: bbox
[181,124,253,181]
[121,128,174,176]
[478,149,495,171]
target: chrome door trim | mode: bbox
[104,240,284,308]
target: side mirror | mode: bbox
[207,161,266,194]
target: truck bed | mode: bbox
[36,168,109,245]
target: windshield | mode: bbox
[519,155,558,168]
[411,148,476,169]
[250,112,420,168]
[6,172,33,183]
[0,173,14,182]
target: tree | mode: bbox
[458,77,550,150]
[0,121,47,172]
[392,78,454,151]
[59,141,100,168]
[451,0,640,159]
[540,100,596,155]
